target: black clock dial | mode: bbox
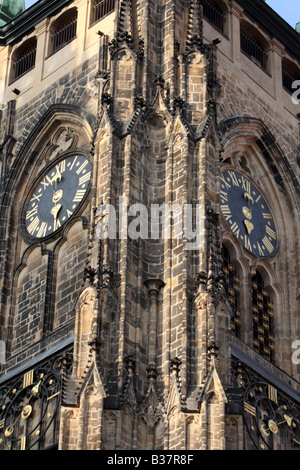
[25,154,91,238]
[220,169,277,258]
[243,381,300,450]
[0,367,61,450]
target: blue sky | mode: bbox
[24,0,298,29]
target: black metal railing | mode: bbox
[200,0,224,32]
[52,14,77,53]
[91,0,115,25]
[240,30,268,70]
[282,67,298,94]
[14,42,36,80]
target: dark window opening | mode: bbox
[199,0,224,32]
[91,0,115,26]
[240,30,268,70]
[252,272,274,362]
[51,10,78,54]
[222,245,241,338]
[282,64,300,94]
[13,39,37,80]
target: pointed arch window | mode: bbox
[222,245,240,338]
[252,272,274,362]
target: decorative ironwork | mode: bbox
[240,30,268,70]
[91,0,115,25]
[252,272,274,362]
[232,359,300,450]
[222,245,240,337]
[0,349,72,451]
[199,0,224,32]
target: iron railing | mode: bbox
[52,13,77,53]
[282,67,298,94]
[240,30,268,70]
[200,0,224,32]
[91,0,115,25]
[14,42,36,80]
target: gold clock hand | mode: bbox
[51,167,62,187]
[51,204,62,220]
[4,377,44,437]
[261,415,293,437]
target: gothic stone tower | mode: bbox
[0,0,299,451]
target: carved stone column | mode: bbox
[144,279,165,368]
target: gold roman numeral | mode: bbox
[263,212,272,219]
[53,218,61,231]
[221,174,231,190]
[262,236,274,253]
[0,419,4,429]
[228,170,239,186]
[244,402,256,417]
[241,176,251,193]
[69,155,78,171]
[79,172,91,186]
[257,241,264,257]
[27,217,40,235]
[30,193,43,203]
[220,190,228,202]
[23,370,34,389]
[266,226,276,239]
[255,194,261,203]
[73,190,86,202]
[268,385,278,404]
[26,206,38,220]
[76,160,88,175]
[221,204,232,221]
[36,222,48,238]
[58,160,66,174]
[40,175,52,190]
[20,436,26,450]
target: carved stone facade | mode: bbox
[0,0,299,451]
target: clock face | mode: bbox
[24,154,91,239]
[0,367,61,450]
[220,169,277,258]
[243,381,300,450]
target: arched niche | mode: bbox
[10,245,48,356]
[53,219,89,330]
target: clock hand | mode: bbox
[4,377,44,437]
[51,167,62,187]
[53,189,63,204]
[242,192,254,234]
[51,204,62,221]
[261,414,293,436]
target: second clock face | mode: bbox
[25,155,91,239]
[220,169,277,258]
